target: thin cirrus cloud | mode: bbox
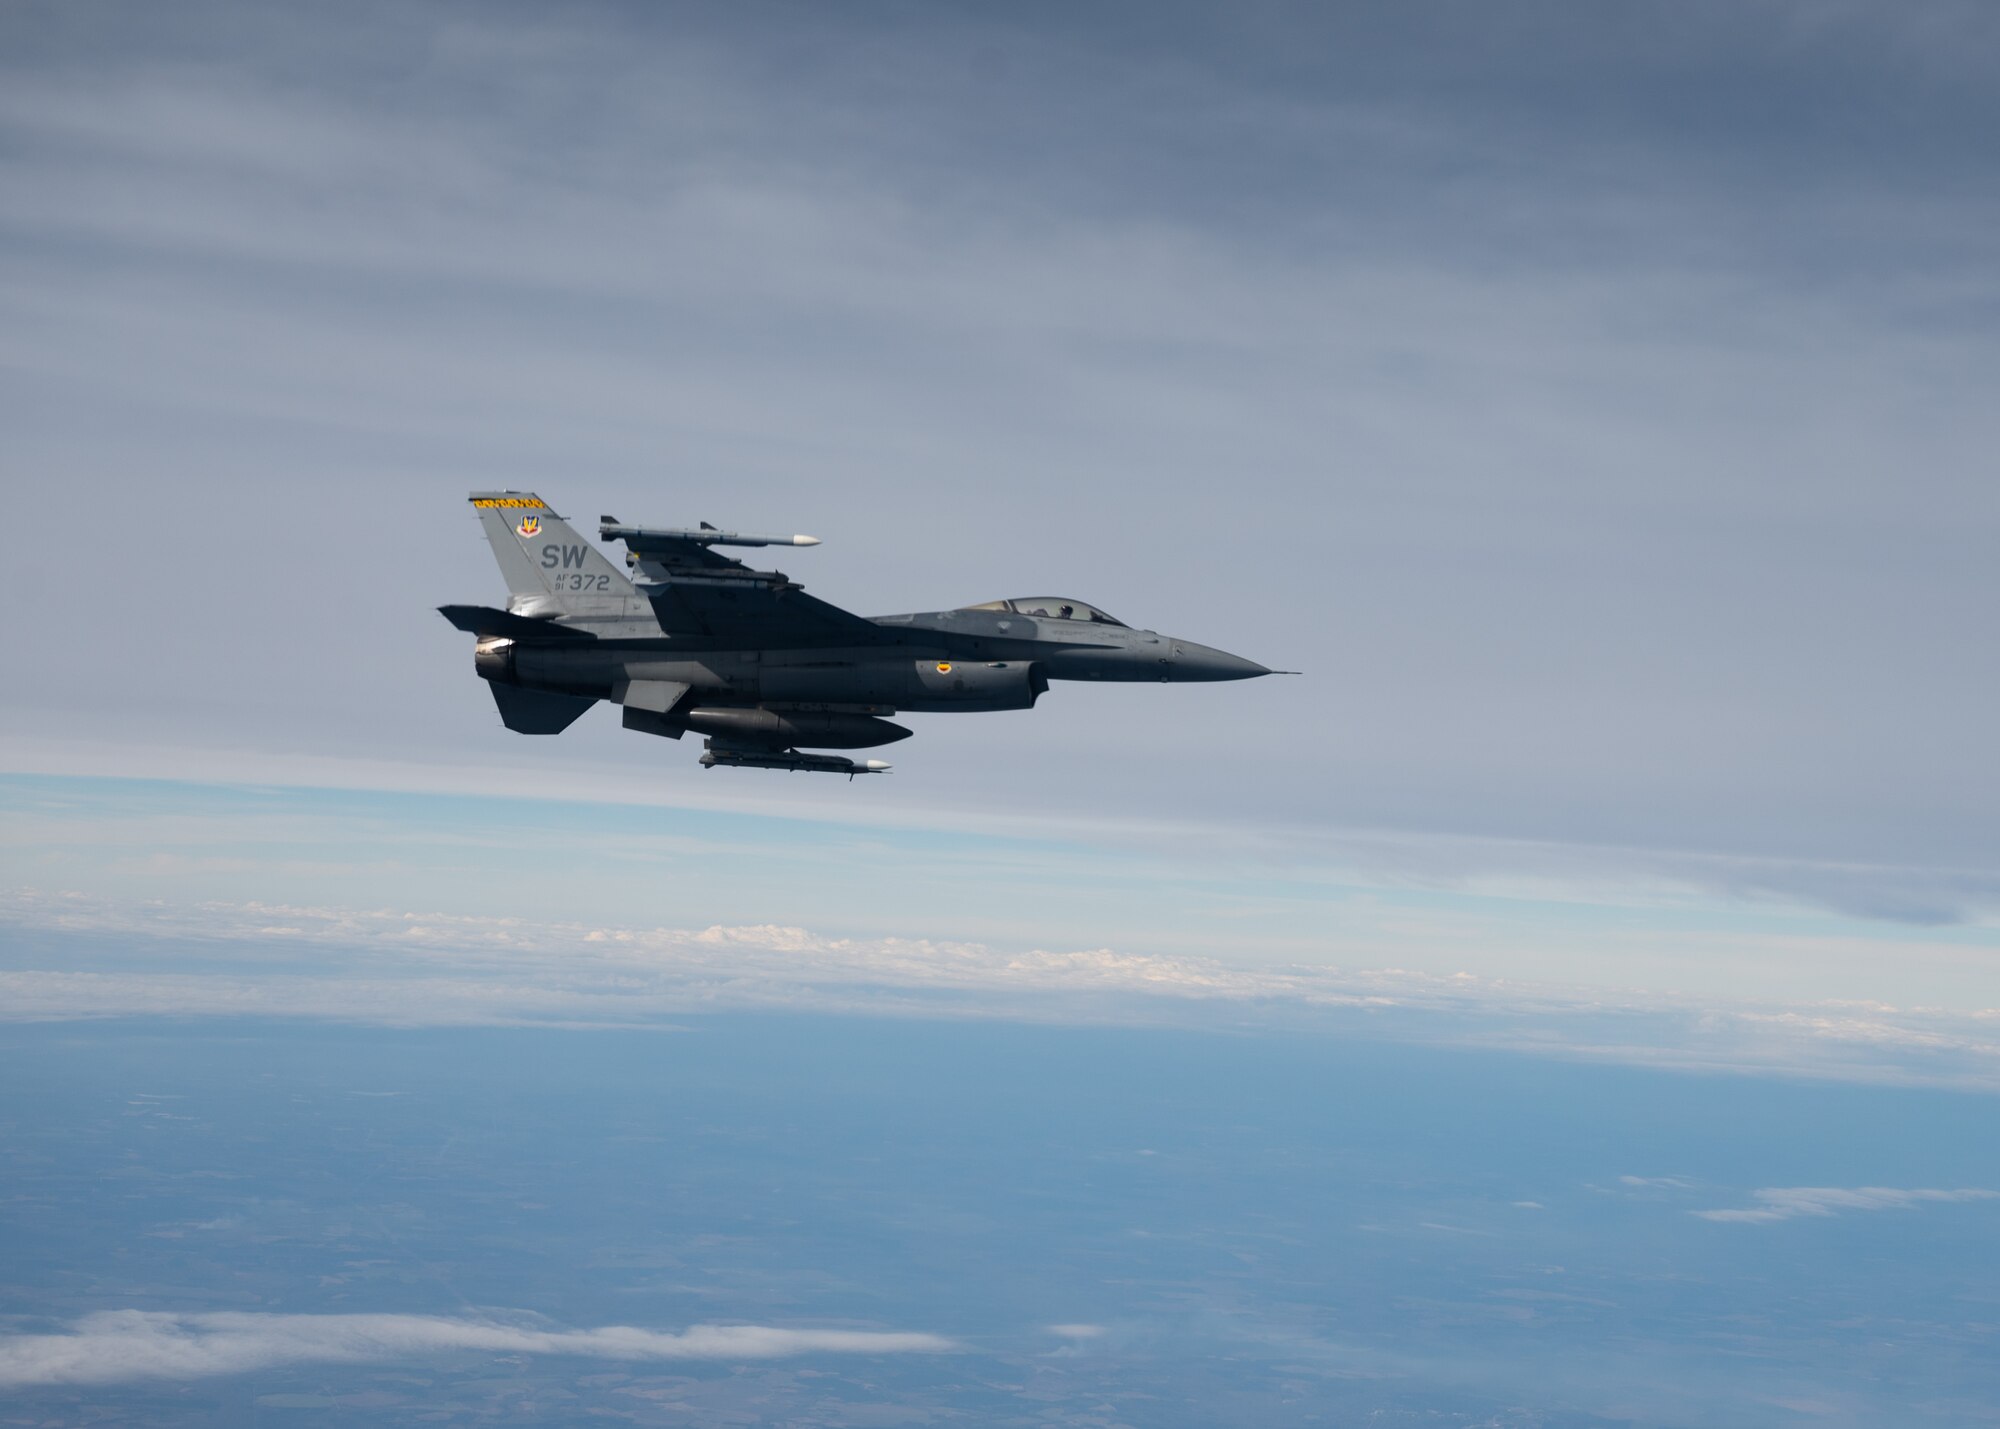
[1693,1186,1998,1224]
[0,1310,955,1389]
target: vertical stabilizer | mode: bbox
[469,492,635,608]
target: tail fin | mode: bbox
[469,492,634,608]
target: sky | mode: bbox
[2,3,1997,1050]
[5,7,2000,1421]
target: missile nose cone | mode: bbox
[792,534,822,546]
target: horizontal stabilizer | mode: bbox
[490,683,596,734]
[438,605,596,641]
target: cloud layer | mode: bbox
[1694,1186,1998,1224]
[0,1310,953,1389]
[6,888,1998,1091]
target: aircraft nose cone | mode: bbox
[1171,641,1272,681]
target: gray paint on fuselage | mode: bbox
[447,491,1274,766]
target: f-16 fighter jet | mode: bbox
[440,492,1279,775]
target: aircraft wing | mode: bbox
[643,581,894,646]
[599,517,896,648]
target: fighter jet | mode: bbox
[440,492,1279,775]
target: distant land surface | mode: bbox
[3,1012,1996,1426]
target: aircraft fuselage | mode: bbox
[444,492,1277,773]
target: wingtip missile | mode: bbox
[599,520,821,549]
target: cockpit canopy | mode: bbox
[961,597,1127,627]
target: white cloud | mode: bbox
[1046,1324,1105,1339]
[1693,1186,1998,1224]
[4,888,2000,1091]
[0,1310,954,1389]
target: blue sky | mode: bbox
[1,1,1996,1071]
